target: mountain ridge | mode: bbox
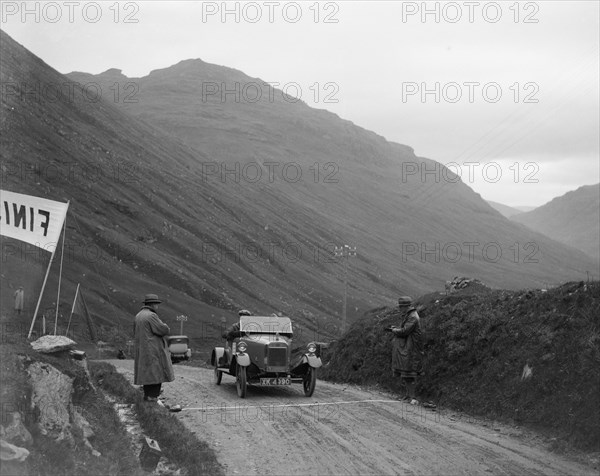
[487,200,527,218]
[511,183,600,263]
[67,57,598,290]
[1,30,595,348]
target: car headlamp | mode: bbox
[237,341,247,353]
[307,342,317,354]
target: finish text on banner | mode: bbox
[0,189,69,253]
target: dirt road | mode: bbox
[106,360,596,475]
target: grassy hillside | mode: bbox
[67,58,597,300]
[321,281,600,451]
[1,29,349,348]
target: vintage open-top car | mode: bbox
[211,315,322,398]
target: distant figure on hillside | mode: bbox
[14,287,24,315]
[133,294,174,402]
[388,296,424,405]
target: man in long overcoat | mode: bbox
[14,286,24,315]
[133,294,175,401]
[390,296,423,404]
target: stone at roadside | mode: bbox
[521,363,533,380]
[445,276,488,294]
[0,439,30,462]
[27,362,74,441]
[0,412,33,447]
[30,335,76,354]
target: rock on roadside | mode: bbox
[27,362,74,441]
[30,335,76,354]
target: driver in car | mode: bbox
[222,309,253,346]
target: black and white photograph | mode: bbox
[1,1,599,474]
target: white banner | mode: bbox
[0,190,69,253]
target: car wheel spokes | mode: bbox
[303,367,317,397]
[236,363,247,398]
[214,364,222,385]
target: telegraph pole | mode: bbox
[176,314,188,335]
[334,245,357,335]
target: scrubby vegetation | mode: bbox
[89,361,224,476]
[321,281,600,451]
[0,340,141,476]
[0,317,223,475]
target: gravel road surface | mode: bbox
[106,360,596,476]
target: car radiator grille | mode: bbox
[267,346,287,367]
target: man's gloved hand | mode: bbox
[384,327,394,332]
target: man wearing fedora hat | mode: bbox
[133,294,175,401]
[389,296,424,405]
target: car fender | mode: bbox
[301,354,322,368]
[235,353,251,367]
[211,347,225,367]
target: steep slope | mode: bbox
[321,281,600,451]
[0,30,352,346]
[68,61,594,294]
[512,184,600,263]
[487,200,527,218]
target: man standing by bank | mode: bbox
[133,294,174,401]
[14,286,24,315]
[389,296,423,405]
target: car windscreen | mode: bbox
[239,316,293,335]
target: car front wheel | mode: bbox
[214,364,222,385]
[303,367,317,397]
[236,364,247,398]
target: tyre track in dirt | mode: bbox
[105,360,596,475]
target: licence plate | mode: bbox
[260,377,291,386]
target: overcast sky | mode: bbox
[2,1,599,207]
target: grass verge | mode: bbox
[0,326,142,476]
[88,361,224,476]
